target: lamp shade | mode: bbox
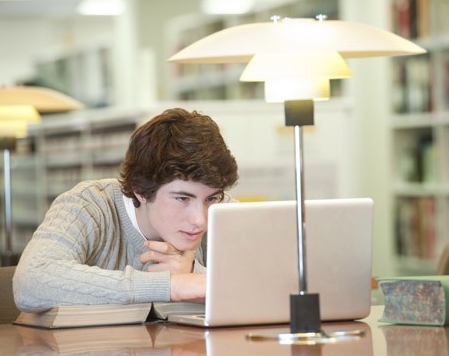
[169,18,426,64]
[240,51,352,81]
[0,106,40,138]
[0,86,84,114]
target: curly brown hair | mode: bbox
[119,108,238,207]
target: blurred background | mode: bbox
[1,0,446,279]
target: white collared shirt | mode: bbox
[122,194,148,240]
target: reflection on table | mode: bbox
[0,306,448,356]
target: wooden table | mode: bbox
[0,306,448,355]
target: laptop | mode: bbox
[168,198,374,327]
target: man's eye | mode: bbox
[176,196,189,202]
[208,196,222,203]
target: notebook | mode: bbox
[168,198,374,327]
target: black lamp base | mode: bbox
[246,292,365,344]
[290,293,321,333]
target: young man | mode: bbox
[13,108,238,312]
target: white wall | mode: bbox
[0,18,114,86]
[0,20,53,85]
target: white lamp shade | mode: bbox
[264,78,330,103]
[0,105,41,138]
[169,18,426,64]
[240,51,352,81]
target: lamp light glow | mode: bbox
[264,78,330,103]
[0,106,40,138]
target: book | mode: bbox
[13,301,205,329]
[150,301,205,320]
[395,197,436,260]
[17,322,206,355]
[393,0,418,39]
[378,276,449,326]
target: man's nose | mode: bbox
[189,202,208,228]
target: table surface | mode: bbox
[1,305,448,356]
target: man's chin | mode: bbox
[174,240,202,254]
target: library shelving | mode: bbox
[0,107,146,255]
[390,0,449,274]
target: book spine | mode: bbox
[395,197,436,261]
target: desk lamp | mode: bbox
[0,86,83,266]
[169,16,425,342]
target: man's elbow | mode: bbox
[13,270,54,313]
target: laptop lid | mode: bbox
[168,198,374,327]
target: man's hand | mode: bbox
[170,273,206,303]
[140,240,196,274]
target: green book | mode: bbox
[378,275,449,326]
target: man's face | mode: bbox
[136,179,223,252]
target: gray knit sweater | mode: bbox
[13,179,206,312]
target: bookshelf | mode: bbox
[0,108,145,255]
[390,0,449,273]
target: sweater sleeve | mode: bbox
[13,181,172,312]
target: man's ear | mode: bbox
[134,192,147,205]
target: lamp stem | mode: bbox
[284,100,320,333]
[4,148,12,252]
[1,146,20,266]
[294,125,307,293]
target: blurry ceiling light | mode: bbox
[202,0,255,14]
[77,0,125,16]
